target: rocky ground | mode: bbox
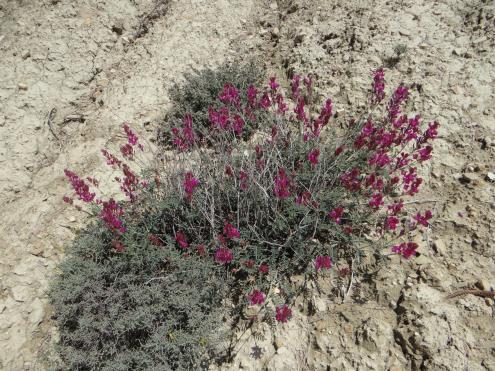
[0,0,494,370]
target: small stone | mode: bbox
[11,285,31,302]
[274,336,284,350]
[432,239,447,255]
[18,83,28,90]
[28,299,44,326]
[475,279,492,291]
[269,2,278,10]
[111,20,124,35]
[459,173,478,185]
[21,50,30,59]
[294,32,306,46]
[69,216,76,222]
[485,172,495,182]
[481,137,492,149]
[271,27,279,38]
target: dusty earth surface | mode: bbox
[1,0,494,370]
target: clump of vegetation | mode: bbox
[159,60,265,143]
[51,64,439,368]
[49,213,230,370]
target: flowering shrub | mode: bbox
[160,60,265,144]
[52,66,438,367]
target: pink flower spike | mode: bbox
[371,68,385,104]
[308,148,320,166]
[274,168,291,199]
[100,198,125,233]
[64,169,96,203]
[183,172,199,202]
[385,216,400,231]
[328,207,344,224]
[215,247,233,265]
[247,85,258,107]
[258,264,269,274]
[247,289,266,306]
[275,305,292,323]
[269,76,280,91]
[291,74,301,100]
[123,124,138,145]
[392,242,418,259]
[414,210,432,227]
[219,83,240,107]
[369,193,384,209]
[315,255,332,271]
[223,221,241,239]
[175,231,189,249]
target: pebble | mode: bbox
[21,50,30,59]
[485,172,495,182]
[69,216,76,222]
[269,2,278,10]
[432,239,447,255]
[28,299,44,326]
[18,83,28,90]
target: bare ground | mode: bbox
[0,0,494,369]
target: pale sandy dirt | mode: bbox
[0,0,494,370]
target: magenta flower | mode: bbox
[101,148,122,168]
[258,264,269,274]
[196,244,206,256]
[215,247,233,264]
[303,75,313,95]
[291,74,301,100]
[275,305,292,323]
[387,85,409,122]
[232,114,245,136]
[182,114,196,144]
[259,92,271,109]
[223,221,240,239]
[416,145,433,161]
[315,255,332,271]
[120,143,134,159]
[247,85,258,107]
[414,210,432,227]
[385,216,400,231]
[371,68,385,104]
[208,106,230,130]
[239,170,249,190]
[388,200,404,215]
[219,83,240,107]
[340,168,361,192]
[368,150,391,168]
[269,76,280,91]
[175,231,189,249]
[328,207,344,224]
[392,242,418,259]
[225,165,234,177]
[295,191,312,206]
[369,193,384,209]
[247,289,266,306]
[307,148,320,166]
[244,259,255,269]
[112,239,125,252]
[100,198,125,233]
[183,172,199,202]
[294,97,307,123]
[274,168,291,199]
[123,123,138,145]
[64,169,96,203]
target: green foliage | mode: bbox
[160,60,264,141]
[49,204,230,370]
